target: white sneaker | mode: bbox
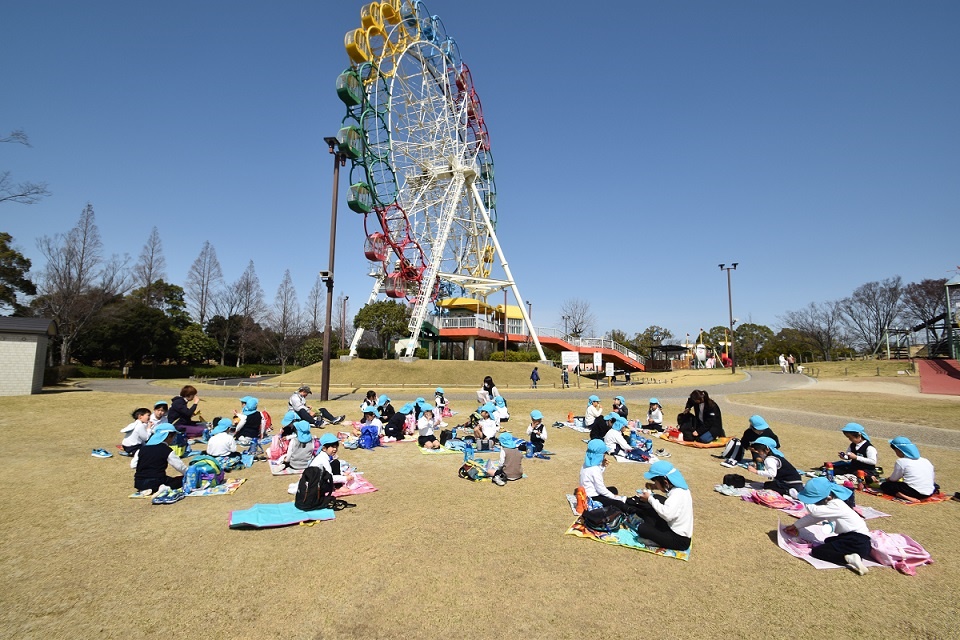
[720,459,738,468]
[844,553,869,576]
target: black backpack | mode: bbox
[582,506,624,533]
[294,466,335,511]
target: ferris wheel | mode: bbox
[334,0,544,359]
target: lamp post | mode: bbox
[321,136,347,402]
[562,315,570,338]
[340,295,350,351]
[719,263,739,374]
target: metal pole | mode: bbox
[340,295,349,351]
[503,289,508,356]
[321,139,344,402]
[720,263,738,375]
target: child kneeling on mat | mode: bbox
[881,437,937,501]
[784,477,871,575]
[632,461,693,551]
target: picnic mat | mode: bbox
[420,446,460,455]
[727,487,891,520]
[187,478,246,497]
[269,460,304,476]
[862,487,953,505]
[658,434,729,449]
[776,520,882,570]
[229,502,335,529]
[333,475,378,497]
[565,518,690,561]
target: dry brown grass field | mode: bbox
[0,367,957,639]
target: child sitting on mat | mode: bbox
[832,423,879,483]
[133,423,188,494]
[434,387,450,416]
[784,477,871,575]
[722,415,780,467]
[377,395,395,422]
[352,406,383,437]
[149,401,169,428]
[383,403,411,441]
[309,433,352,489]
[359,389,378,413]
[121,408,154,456]
[603,417,635,457]
[526,410,548,453]
[747,437,803,496]
[417,406,441,450]
[493,395,510,423]
[880,437,937,501]
[281,420,316,470]
[206,418,240,460]
[234,396,263,445]
[495,433,524,482]
[612,396,628,420]
[585,395,604,438]
[473,403,500,444]
[646,398,663,431]
[633,461,694,551]
[579,439,626,511]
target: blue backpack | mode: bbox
[358,425,380,449]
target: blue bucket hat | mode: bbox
[210,418,233,436]
[377,395,390,407]
[319,433,339,447]
[752,436,783,457]
[293,420,312,443]
[889,436,920,460]
[587,395,600,408]
[362,406,377,414]
[603,412,619,422]
[649,398,659,405]
[154,400,169,408]
[281,410,298,427]
[615,396,625,406]
[842,423,870,440]
[796,476,853,504]
[584,439,607,468]
[417,400,434,414]
[615,416,629,430]
[239,396,259,415]
[480,403,496,416]
[530,410,543,420]
[146,423,177,446]
[499,433,517,449]
[494,396,506,408]
[398,403,414,414]
[644,461,689,490]
[748,415,769,431]
[435,387,444,395]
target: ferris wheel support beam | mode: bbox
[469,181,547,362]
[403,169,466,357]
[348,270,386,357]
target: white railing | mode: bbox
[431,316,646,365]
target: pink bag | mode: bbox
[268,434,289,461]
[869,530,933,576]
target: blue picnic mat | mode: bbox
[229,502,335,529]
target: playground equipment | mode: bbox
[335,1,544,360]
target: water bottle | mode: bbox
[628,431,638,448]
[464,441,474,463]
[525,442,535,458]
[824,462,835,483]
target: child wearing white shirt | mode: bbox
[121,408,153,456]
[417,408,441,449]
[785,477,871,575]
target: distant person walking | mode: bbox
[530,367,540,389]
[778,354,788,374]
[787,354,796,374]
[561,368,570,388]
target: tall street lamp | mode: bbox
[719,263,739,374]
[340,295,350,351]
[321,136,347,402]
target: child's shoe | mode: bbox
[844,554,869,576]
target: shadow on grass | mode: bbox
[40,386,91,394]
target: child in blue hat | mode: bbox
[832,423,879,483]
[473,403,500,444]
[722,415,780,467]
[308,433,352,488]
[383,403,412,441]
[612,396,628,420]
[377,394,395,422]
[496,433,524,482]
[784,477,871,575]
[526,410,548,454]
[133,424,188,494]
[417,405,441,449]
[633,461,693,551]
[234,396,263,444]
[646,398,663,431]
[281,420,316,470]
[880,437,937,501]
[579,439,626,511]
[206,418,240,459]
[747,437,803,495]
[493,395,510,423]
[434,388,450,417]
[585,395,604,435]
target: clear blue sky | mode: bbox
[3,1,958,341]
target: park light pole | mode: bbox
[719,263,738,374]
[562,315,570,337]
[340,295,349,351]
[321,136,347,402]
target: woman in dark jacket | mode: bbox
[679,389,724,443]
[167,385,206,438]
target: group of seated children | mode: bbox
[576,439,692,550]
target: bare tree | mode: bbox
[268,270,302,373]
[184,241,223,326]
[211,285,242,366]
[233,260,265,366]
[560,298,595,338]
[902,278,948,340]
[35,204,129,364]
[131,227,167,305]
[839,277,904,353]
[305,273,325,335]
[780,300,846,361]
[0,129,51,205]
